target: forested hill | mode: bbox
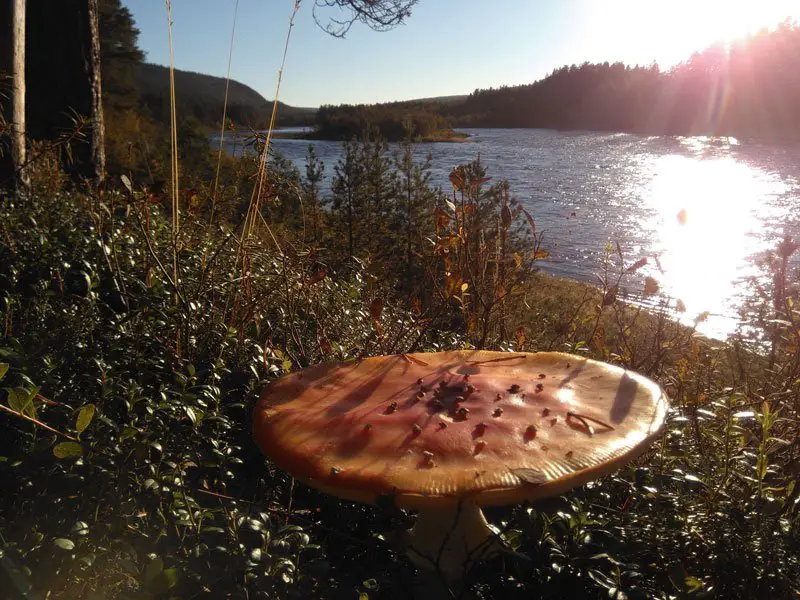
[135,63,316,128]
[314,21,800,143]
[447,21,800,141]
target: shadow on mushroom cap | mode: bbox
[253,351,669,510]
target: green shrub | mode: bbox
[1,147,798,598]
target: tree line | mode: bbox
[313,101,452,141]
[311,21,800,143]
[449,21,800,141]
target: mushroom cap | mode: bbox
[253,351,668,510]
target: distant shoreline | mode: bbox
[271,128,471,143]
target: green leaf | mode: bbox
[7,387,37,419]
[756,454,768,481]
[53,442,83,459]
[668,563,689,591]
[146,567,178,595]
[79,553,96,567]
[76,404,95,435]
[0,363,8,381]
[185,406,197,426]
[118,558,139,577]
[685,576,704,592]
[72,521,90,536]
[53,538,75,551]
[144,556,164,584]
[120,427,139,443]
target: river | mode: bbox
[216,128,800,340]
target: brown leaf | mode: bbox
[533,249,549,260]
[515,327,526,347]
[676,298,687,312]
[644,276,659,296]
[444,273,462,298]
[318,336,332,355]
[520,207,536,237]
[369,297,384,321]
[625,257,648,273]
[501,204,512,229]
[434,206,451,230]
[449,166,465,191]
[602,285,618,306]
[592,325,607,354]
[305,269,326,285]
[470,176,491,189]
[185,189,201,213]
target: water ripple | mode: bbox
[222,128,800,339]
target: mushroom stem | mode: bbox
[405,501,501,582]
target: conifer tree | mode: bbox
[360,128,396,258]
[302,144,325,243]
[330,138,365,257]
[393,127,436,291]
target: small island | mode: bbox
[303,100,470,142]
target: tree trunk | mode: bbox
[11,0,28,192]
[87,0,105,183]
[347,189,354,257]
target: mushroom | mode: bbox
[253,351,667,587]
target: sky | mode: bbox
[124,0,800,108]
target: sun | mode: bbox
[589,0,800,68]
[683,1,797,43]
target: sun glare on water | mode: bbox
[642,150,789,337]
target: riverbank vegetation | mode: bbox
[1,2,799,599]
[2,127,799,599]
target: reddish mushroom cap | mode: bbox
[253,351,668,509]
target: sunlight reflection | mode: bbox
[642,154,788,337]
[556,387,575,405]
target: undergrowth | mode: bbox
[0,139,798,599]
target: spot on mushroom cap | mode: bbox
[253,351,668,510]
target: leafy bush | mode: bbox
[1,141,799,599]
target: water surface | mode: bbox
[218,128,800,339]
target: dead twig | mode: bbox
[0,403,78,441]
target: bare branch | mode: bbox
[0,403,78,441]
[313,0,418,37]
